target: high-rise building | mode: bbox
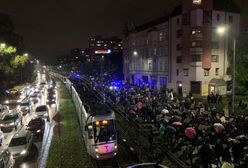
[89,36,123,73]
[123,0,240,96]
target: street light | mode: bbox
[0,43,6,48]
[133,51,138,56]
[216,25,236,114]
[23,53,29,57]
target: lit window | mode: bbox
[97,44,101,47]
[159,32,164,41]
[193,0,201,5]
[211,55,219,62]
[204,69,209,76]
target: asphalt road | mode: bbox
[1,72,58,168]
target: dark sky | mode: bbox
[0,0,178,63]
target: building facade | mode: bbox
[123,0,240,96]
[89,36,123,74]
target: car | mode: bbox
[0,148,15,168]
[0,104,9,118]
[29,93,41,104]
[34,105,49,121]
[18,101,33,115]
[0,112,22,132]
[8,129,33,159]
[46,95,56,105]
[0,130,4,146]
[27,118,45,138]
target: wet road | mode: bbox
[1,72,58,168]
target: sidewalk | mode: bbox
[45,80,87,168]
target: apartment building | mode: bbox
[123,0,240,96]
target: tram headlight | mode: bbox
[96,154,99,159]
[114,145,117,149]
[95,148,99,152]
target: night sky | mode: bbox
[0,0,178,63]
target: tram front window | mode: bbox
[94,120,116,143]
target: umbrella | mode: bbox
[172,109,182,115]
[185,127,196,139]
[235,135,248,144]
[163,116,171,123]
[214,123,225,133]
[171,115,182,122]
[164,126,177,133]
[172,122,183,126]
[161,109,169,115]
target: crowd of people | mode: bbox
[84,73,248,168]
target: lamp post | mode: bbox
[0,43,6,48]
[216,25,236,113]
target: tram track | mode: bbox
[79,77,189,168]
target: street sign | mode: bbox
[53,112,64,123]
[53,123,64,135]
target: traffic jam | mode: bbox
[0,70,57,167]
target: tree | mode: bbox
[227,32,248,94]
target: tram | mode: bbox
[80,91,118,160]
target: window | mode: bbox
[211,55,219,62]
[191,27,201,35]
[212,41,219,49]
[191,81,201,94]
[182,13,190,25]
[193,0,202,5]
[148,62,152,71]
[177,30,182,38]
[192,54,201,62]
[217,14,220,21]
[154,48,157,55]
[215,68,219,76]
[177,18,180,25]
[176,44,182,51]
[160,62,163,71]
[191,41,202,47]
[159,32,164,41]
[204,69,209,76]
[176,56,182,63]
[183,69,189,76]
[229,15,233,23]
[203,11,212,24]
[160,77,167,86]
[176,69,179,76]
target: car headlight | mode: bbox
[95,148,99,152]
[0,124,3,127]
[9,122,15,126]
[34,114,38,117]
[17,99,22,103]
[114,145,117,149]
[44,113,48,116]
[5,100,9,104]
[25,107,29,110]
[36,129,41,133]
[20,150,27,155]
